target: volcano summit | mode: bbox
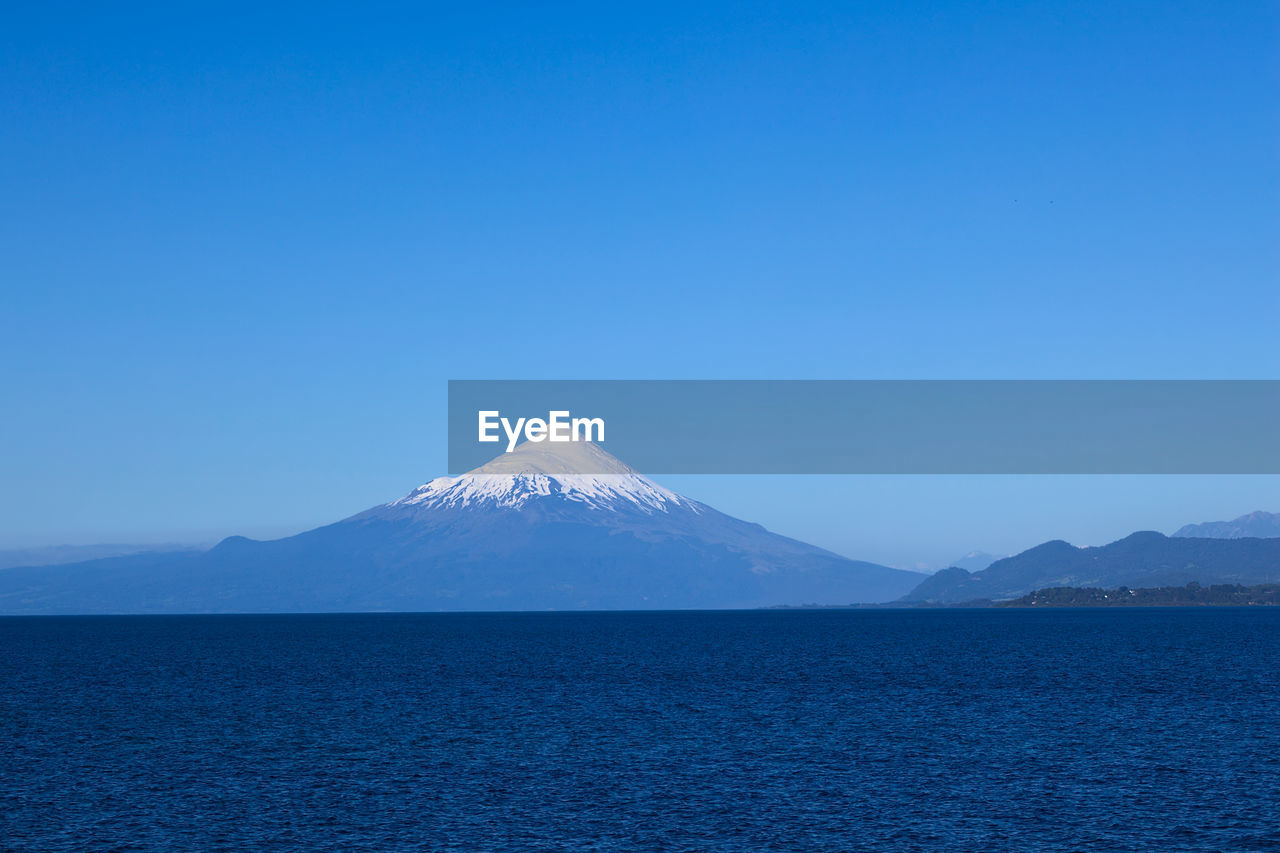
[0,443,923,614]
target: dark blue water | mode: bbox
[3,609,1279,852]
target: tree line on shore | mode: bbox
[999,581,1280,607]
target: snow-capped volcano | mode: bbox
[386,441,696,514]
[0,444,927,614]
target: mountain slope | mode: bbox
[901,532,1280,604]
[0,443,923,613]
[1173,511,1280,540]
[0,542,202,571]
[946,551,1003,572]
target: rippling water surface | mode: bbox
[3,609,1279,851]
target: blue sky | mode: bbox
[2,1,1276,566]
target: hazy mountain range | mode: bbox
[0,543,204,571]
[942,551,1004,572]
[903,532,1280,604]
[2,452,1275,612]
[901,509,1280,604]
[0,443,923,614]
[1172,511,1280,540]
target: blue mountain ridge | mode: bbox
[902,530,1280,604]
[0,443,923,614]
[1172,510,1280,539]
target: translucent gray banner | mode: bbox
[447,380,1280,474]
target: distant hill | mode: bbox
[1173,511,1280,539]
[901,532,1280,604]
[0,543,202,571]
[1000,581,1280,607]
[947,551,1003,572]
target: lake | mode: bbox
[3,609,1278,851]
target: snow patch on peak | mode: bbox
[384,442,700,515]
[391,471,696,514]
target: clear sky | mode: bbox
[2,1,1277,567]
